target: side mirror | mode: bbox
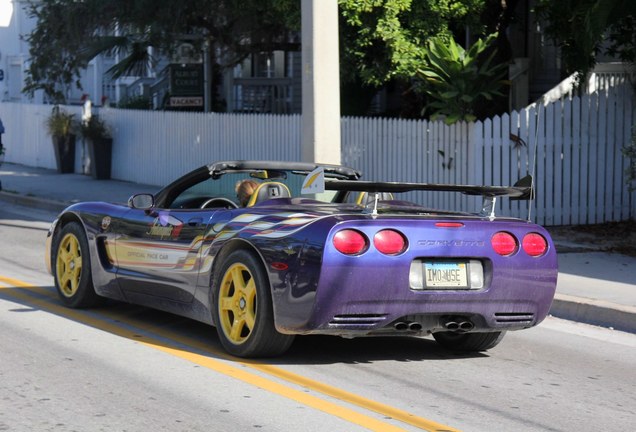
[128,193,154,209]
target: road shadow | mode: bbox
[280,334,488,364]
[0,284,488,366]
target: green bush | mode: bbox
[45,106,75,137]
[416,34,509,124]
[79,116,111,141]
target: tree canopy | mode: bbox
[23,0,299,102]
[24,0,501,102]
[535,0,636,84]
[338,0,486,86]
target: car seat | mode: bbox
[355,191,394,206]
[247,182,292,206]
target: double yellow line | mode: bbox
[0,275,459,432]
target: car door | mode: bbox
[113,206,213,303]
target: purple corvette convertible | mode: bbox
[45,161,557,357]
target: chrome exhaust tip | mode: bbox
[408,322,423,331]
[442,316,474,332]
[394,322,408,331]
[444,321,459,331]
[459,321,475,331]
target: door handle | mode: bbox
[188,217,203,226]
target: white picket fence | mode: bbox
[343,84,635,225]
[0,83,634,226]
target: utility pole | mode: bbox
[301,0,341,164]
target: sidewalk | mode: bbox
[0,163,159,212]
[1,162,634,334]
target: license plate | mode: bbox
[423,262,468,288]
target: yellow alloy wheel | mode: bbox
[218,263,257,345]
[56,233,83,298]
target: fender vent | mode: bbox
[494,312,535,324]
[329,314,388,327]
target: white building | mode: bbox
[0,0,115,105]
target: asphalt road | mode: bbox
[1,203,634,432]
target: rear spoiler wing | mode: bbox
[324,177,533,219]
[324,180,531,198]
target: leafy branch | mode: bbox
[415,34,509,124]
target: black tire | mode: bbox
[52,222,102,308]
[212,249,294,358]
[433,331,506,352]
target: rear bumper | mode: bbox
[280,271,557,335]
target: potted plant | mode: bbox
[46,106,76,173]
[80,115,113,180]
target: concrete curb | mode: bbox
[550,293,636,334]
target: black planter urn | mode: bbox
[53,134,76,174]
[87,137,113,180]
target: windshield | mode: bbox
[169,171,340,209]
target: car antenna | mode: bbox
[528,95,543,222]
[372,192,379,217]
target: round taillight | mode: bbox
[522,233,548,257]
[373,229,407,255]
[333,229,368,255]
[491,232,518,256]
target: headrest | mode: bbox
[247,182,291,206]
[356,191,395,206]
